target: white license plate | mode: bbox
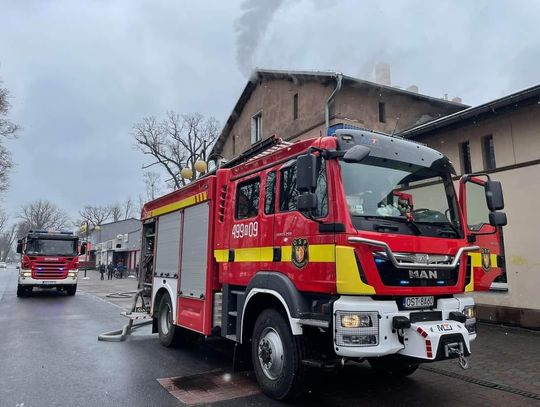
[41,281,57,285]
[403,296,434,309]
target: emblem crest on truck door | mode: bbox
[292,238,309,268]
[481,248,491,272]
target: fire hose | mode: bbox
[98,290,152,342]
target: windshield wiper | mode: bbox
[358,215,422,235]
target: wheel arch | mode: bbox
[239,272,309,344]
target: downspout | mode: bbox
[325,73,344,131]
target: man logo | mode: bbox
[481,248,491,272]
[292,238,309,268]
[409,270,438,279]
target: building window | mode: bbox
[293,93,298,120]
[251,112,262,144]
[378,102,386,123]
[235,178,260,220]
[482,135,496,170]
[459,141,472,174]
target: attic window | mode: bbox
[251,112,262,144]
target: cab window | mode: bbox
[279,159,328,217]
[466,181,490,231]
[264,171,276,215]
[235,178,260,219]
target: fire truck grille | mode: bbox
[373,254,458,287]
[32,262,68,279]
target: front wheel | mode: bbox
[368,355,419,377]
[66,285,77,296]
[251,309,306,401]
[17,284,31,297]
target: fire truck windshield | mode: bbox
[26,238,77,256]
[340,157,461,236]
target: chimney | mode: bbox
[406,85,419,93]
[375,62,391,86]
[452,96,462,104]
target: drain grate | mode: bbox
[421,366,540,401]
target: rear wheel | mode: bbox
[251,309,306,401]
[157,293,181,347]
[66,285,77,296]
[368,355,419,377]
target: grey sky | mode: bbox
[1,0,539,221]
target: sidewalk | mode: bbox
[77,268,139,310]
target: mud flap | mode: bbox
[398,321,471,362]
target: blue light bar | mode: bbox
[437,280,445,285]
[399,280,410,285]
[374,258,385,264]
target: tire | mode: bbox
[17,284,29,297]
[66,285,77,296]
[368,355,419,377]
[251,309,306,401]
[157,293,180,347]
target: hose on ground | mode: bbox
[98,289,152,342]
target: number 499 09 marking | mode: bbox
[232,221,258,239]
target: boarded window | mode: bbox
[236,178,260,219]
[460,141,472,174]
[482,135,496,170]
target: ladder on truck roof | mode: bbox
[220,136,292,169]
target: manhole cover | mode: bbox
[158,370,260,405]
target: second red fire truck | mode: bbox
[139,129,506,400]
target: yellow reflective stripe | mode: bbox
[469,252,498,267]
[214,244,336,263]
[234,247,274,262]
[465,268,474,292]
[214,249,229,263]
[147,191,208,218]
[335,245,375,295]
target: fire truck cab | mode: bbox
[16,230,82,297]
[140,130,506,400]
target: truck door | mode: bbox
[459,176,507,291]
[272,158,336,293]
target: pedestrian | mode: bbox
[107,262,114,280]
[99,263,105,280]
[135,263,139,279]
[117,261,124,279]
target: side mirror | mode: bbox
[485,180,504,211]
[489,212,507,227]
[297,192,318,212]
[297,153,318,192]
[80,242,87,255]
[16,240,22,254]
[343,145,371,163]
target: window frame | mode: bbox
[378,102,386,123]
[251,111,263,144]
[459,140,472,174]
[235,177,261,220]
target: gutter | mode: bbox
[325,73,343,129]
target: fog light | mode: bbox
[341,314,372,328]
[342,335,377,345]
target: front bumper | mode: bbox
[333,295,475,360]
[18,271,78,287]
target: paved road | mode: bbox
[1,267,539,406]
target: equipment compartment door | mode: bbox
[178,202,210,332]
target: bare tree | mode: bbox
[18,200,70,236]
[133,112,219,189]
[0,224,17,262]
[110,204,122,222]
[143,171,162,201]
[78,205,112,227]
[123,198,134,219]
[109,198,135,222]
[0,79,20,193]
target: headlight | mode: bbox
[336,311,379,347]
[22,272,32,277]
[341,314,373,328]
[463,305,475,319]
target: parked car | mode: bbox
[0,262,7,270]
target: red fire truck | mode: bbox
[139,130,506,400]
[16,230,84,297]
